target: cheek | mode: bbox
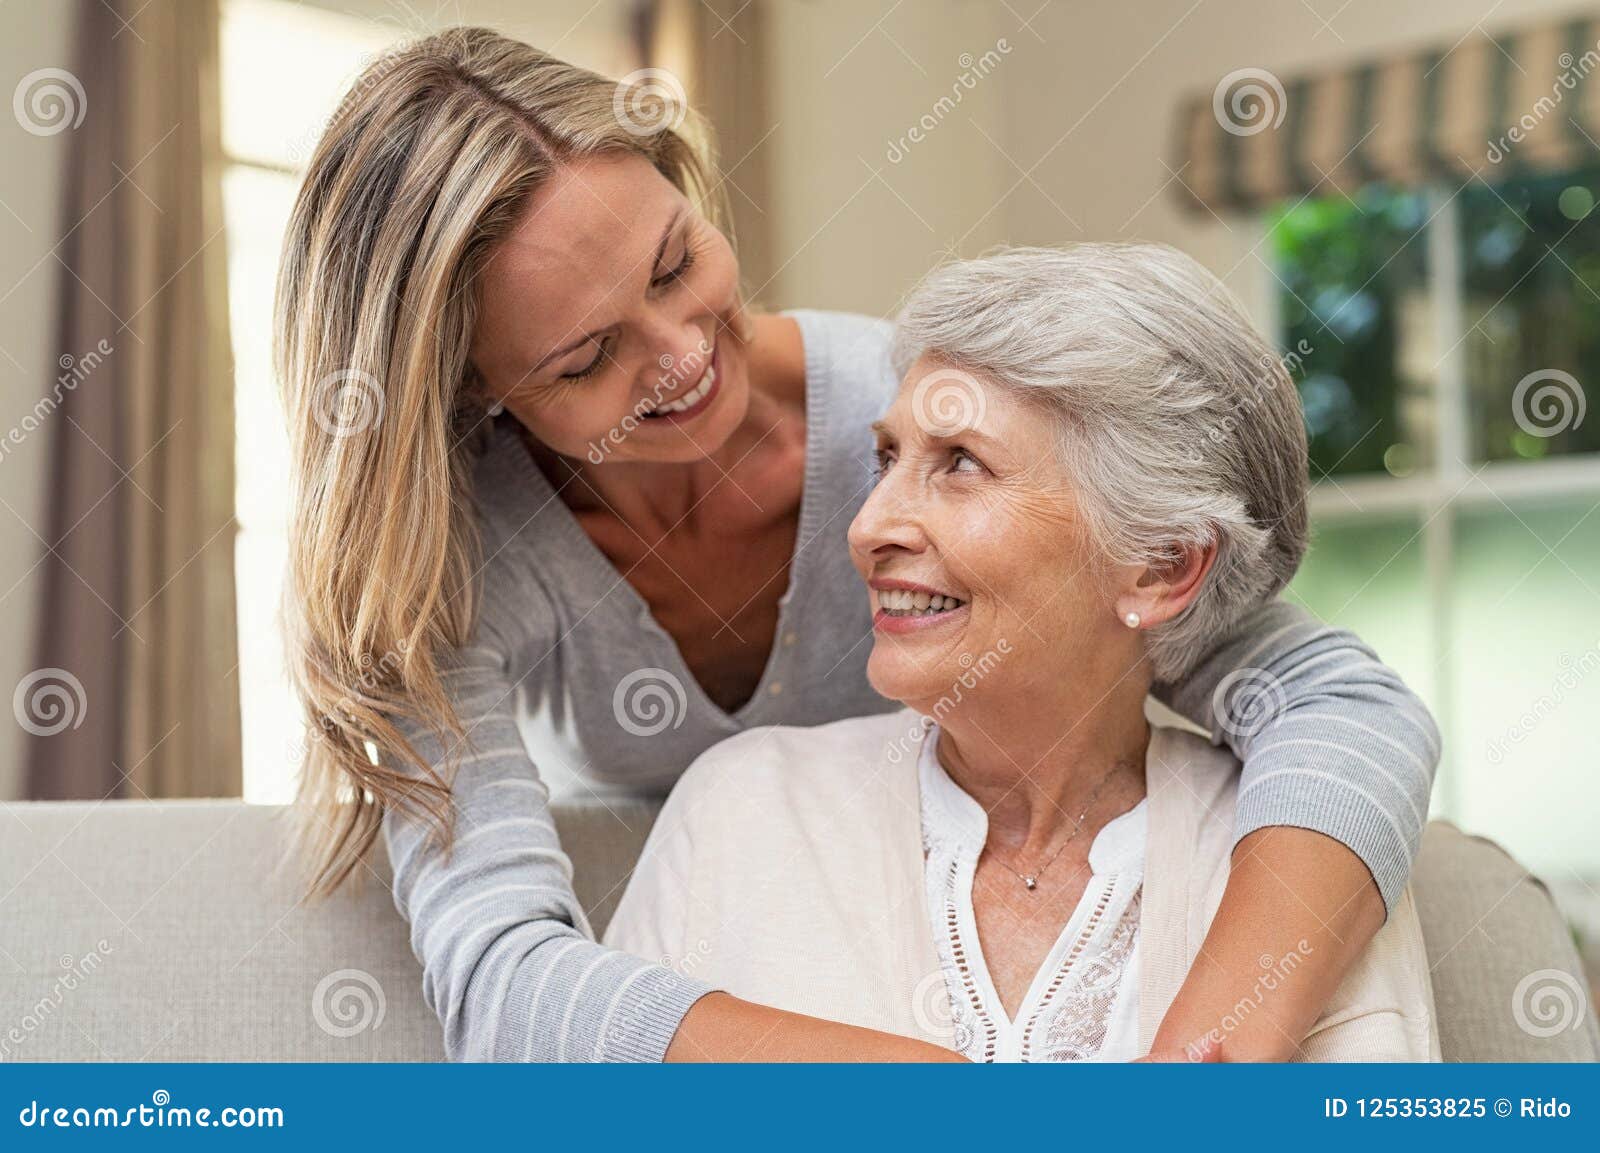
[958,494,1095,616]
[508,379,637,457]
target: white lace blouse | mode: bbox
[919,728,1148,1062]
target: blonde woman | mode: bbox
[277,28,1437,1062]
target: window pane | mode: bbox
[221,0,402,171]
[1268,186,1434,479]
[1284,515,1434,707]
[1452,495,1600,878]
[1461,167,1600,463]
[224,165,302,804]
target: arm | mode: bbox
[1148,599,1439,1060]
[389,630,957,1063]
[383,633,711,1062]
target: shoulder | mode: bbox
[1146,721,1240,818]
[787,309,898,420]
[662,709,924,826]
[454,422,567,653]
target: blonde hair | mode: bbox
[275,27,724,896]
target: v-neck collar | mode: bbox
[916,724,1148,874]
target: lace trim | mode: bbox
[1027,892,1140,1062]
[1018,879,1115,1057]
[939,855,997,1062]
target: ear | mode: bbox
[1115,539,1217,629]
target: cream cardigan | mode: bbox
[605,708,1440,1061]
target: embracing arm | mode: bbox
[1148,599,1439,1060]
[383,634,712,1062]
[387,630,956,1063]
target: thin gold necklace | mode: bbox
[986,762,1131,892]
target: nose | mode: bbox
[637,311,712,396]
[848,465,928,564]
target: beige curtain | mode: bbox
[644,0,776,303]
[27,0,240,799]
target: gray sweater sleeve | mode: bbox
[380,626,713,1062]
[1153,597,1440,911]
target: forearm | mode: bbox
[666,992,966,1062]
[1147,826,1385,1061]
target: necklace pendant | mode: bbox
[1023,875,1037,890]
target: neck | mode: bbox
[932,673,1151,857]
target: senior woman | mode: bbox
[606,245,1440,1061]
[279,28,1439,1063]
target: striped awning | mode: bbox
[1174,17,1600,213]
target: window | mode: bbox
[221,0,405,804]
[1272,170,1600,881]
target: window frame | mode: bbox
[1280,184,1600,820]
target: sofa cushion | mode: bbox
[1411,821,1598,1062]
[0,801,1591,1061]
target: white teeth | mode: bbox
[652,362,716,415]
[877,588,965,615]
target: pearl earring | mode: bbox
[487,400,504,416]
[1123,611,1141,629]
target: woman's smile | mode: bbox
[640,339,722,422]
[870,578,970,634]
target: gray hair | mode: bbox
[893,243,1308,682]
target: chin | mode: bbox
[638,365,750,463]
[866,650,949,711]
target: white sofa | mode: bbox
[0,799,1594,1061]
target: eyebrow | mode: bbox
[871,417,997,447]
[531,207,687,371]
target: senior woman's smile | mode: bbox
[851,358,1134,715]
